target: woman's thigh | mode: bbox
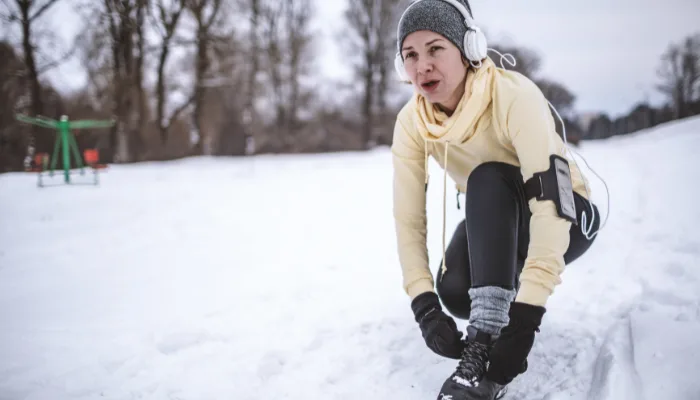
[516,192,601,271]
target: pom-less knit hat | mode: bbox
[397,0,474,61]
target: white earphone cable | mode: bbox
[487,48,610,239]
[547,98,611,239]
[487,48,516,69]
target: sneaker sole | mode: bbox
[495,386,508,399]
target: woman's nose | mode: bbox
[416,58,433,75]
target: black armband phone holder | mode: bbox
[524,154,578,225]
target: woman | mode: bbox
[391,0,601,399]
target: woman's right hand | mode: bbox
[411,291,465,359]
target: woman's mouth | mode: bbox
[421,80,440,93]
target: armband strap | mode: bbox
[524,154,578,225]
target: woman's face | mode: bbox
[401,30,468,113]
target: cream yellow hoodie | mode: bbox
[391,57,589,307]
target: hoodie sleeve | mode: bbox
[391,111,434,299]
[505,84,572,307]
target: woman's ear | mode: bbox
[461,56,474,73]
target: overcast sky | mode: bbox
[29,0,700,118]
[317,0,700,117]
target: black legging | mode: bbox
[436,162,600,320]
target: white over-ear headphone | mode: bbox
[394,0,488,82]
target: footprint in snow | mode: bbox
[256,351,287,380]
[156,331,207,355]
[664,262,686,278]
[674,242,700,256]
[303,329,334,352]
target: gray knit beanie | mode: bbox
[397,0,474,61]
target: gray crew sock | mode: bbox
[468,286,516,336]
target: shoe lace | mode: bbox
[456,339,490,385]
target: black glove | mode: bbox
[486,302,546,385]
[411,291,465,359]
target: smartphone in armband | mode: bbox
[524,154,578,225]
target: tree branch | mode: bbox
[30,0,61,21]
[203,0,221,30]
[167,92,196,128]
[0,0,18,21]
[36,45,76,74]
[143,37,196,54]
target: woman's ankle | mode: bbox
[468,286,516,335]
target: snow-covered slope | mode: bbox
[1,116,699,400]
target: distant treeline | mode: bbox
[583,101,700,141]
[1,0,698,173]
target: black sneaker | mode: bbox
[436,380,508,400]
[436,326,507,399]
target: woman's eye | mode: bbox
[430,46,443,53]
[404,52,416,59]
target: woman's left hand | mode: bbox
[486,302,546,385]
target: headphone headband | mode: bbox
[396,0,477,49]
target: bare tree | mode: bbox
[207,32,248,156]
[344,0,405,149]
[0,0,67,159]
[0,0,61,118]
[345,0,375,149]
[185,0,223,156]
[134,0,148,156]
[260,2,284,128]
[374,0,404,145]
[0,41,29,172]
[102,0,149,163]
[256,0,315,152]
[534,78,576,116]
[152,0,189,145]
[587,113,613,140]
[242,0,260,154]
[284,0,313,134]
[656,33,700,119]
[74,3,113,115]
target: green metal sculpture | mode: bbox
[16,114,115,187]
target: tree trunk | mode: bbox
[187,0,221,156]
[156,43,170,144]
[155,0,186,147]
[106,0,120,163]
[18,1,48,158]
[192,24,208,154]
[363,50,373,149]
[120,1,134,162]
[104,0,138,163]
[133,0,147,160]
[244,0,260,154]
[20,8,43,119]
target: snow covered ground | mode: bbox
[1,116,699,400]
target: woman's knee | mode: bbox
[565,194,601,264]
[467,162,522,190]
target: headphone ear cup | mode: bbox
[394,53,410,82]
[464,27,488,62]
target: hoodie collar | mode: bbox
[413,57,495,144]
